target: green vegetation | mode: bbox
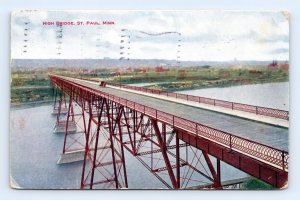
[11,87,52,103]
[11,68,79,104]
[11,70,50,104]
[111,66,289,92]
[241,178,274,190]
[11,65,289,104]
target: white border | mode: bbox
[1,0,300,199]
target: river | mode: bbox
[178,82,289,110]
[130,82,289,110]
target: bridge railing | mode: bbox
[50,75,289,172]
[107,82,289,120]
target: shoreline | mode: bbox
[145,79,289,92]
[10,100,53,110]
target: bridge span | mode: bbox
[49,75,288,189]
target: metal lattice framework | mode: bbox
[50,75,288,189]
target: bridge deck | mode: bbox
[64,77,288,152]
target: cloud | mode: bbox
[11,10,289,61]
[271,48,289,54]
[261,34,289,43]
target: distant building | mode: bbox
[268,60,278,69]
[126,67,133,72]
[280,63,289,70]
[139,67,147,73]
[154,66,169,72]
[268,60,289,70]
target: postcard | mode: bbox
[10,10,289,190]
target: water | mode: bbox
[178,82,289,110]
[10,106,82,189]
[10,105,247,189]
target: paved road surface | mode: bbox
[65,77,288,152]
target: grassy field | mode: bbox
[111,66,289,91]
[11,65,288,104]
[11,68,79,104]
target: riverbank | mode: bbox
[111,67,289,92]
[10,100,53,110]
[144,78,288,92]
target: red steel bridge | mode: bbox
[49,74,288,189]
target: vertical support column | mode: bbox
[151,119,177,189]
[176,130,180,189]
[81,94,87,138]
[53,87,57,108]
[217,158,221,188]
[89,98,104,189]
[63,91,67,108]
[122,107,135,153]
[56,92,62,123]
[71,100,75,122]
[105,99,119,188]
[80,96,93,189]
[203,151,222,189]
[63,87,73,154]
[117,107,128,188]
[151,122,153,171]
[133,110,136,154]
[162,123,166,148]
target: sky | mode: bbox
[11,10,289,61]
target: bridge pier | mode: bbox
[57,149,85,164]
[52,87,68,115]
[53,121,77,134]
[52,107,68,115]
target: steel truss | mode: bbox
[51,80,222,189]
[50,75,288,189]
[52,85,68,124]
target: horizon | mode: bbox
[11,58,289,69]
[11,58,289,62]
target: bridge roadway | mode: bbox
[63,76,288,152]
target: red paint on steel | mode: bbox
[50,75,288,189]
[178,130,288,188]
